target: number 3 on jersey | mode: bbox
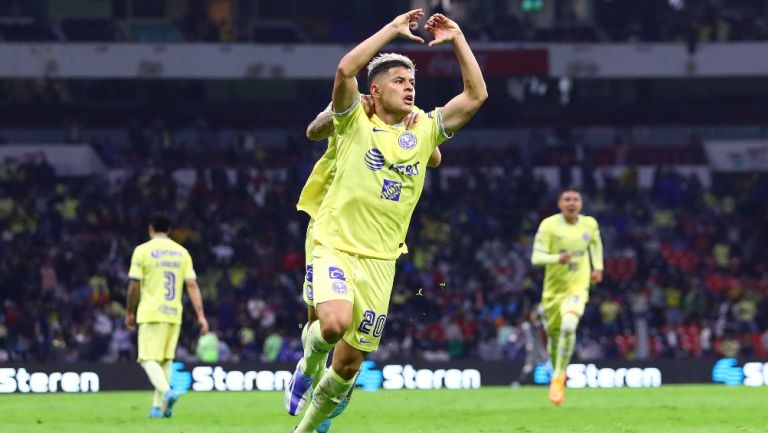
[163,271,176,301]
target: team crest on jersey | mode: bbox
[380,179,402,201]
[582,232,591,242]
[365,148,385,171]
[398,131,417,150]
[332,281,348,295]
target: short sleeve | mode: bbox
[533,221,552,254]
[128,248,143,280]
[332,95,363,136]
[184,250,197,281]
[428,107,454,148]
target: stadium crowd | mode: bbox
[1,132,767,364]
[2,0,768,45]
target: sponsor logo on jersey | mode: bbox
[398,131,417,150]
[306,284,313,301]
[389,162,420,176]
[365,148,421,176]
[372,127,388,133]
[158,305,179,315]
[380,179,402,201]
[305,265,313,283]
[150,249,183,259]
[328,266,346,281]
[332,281,348,295]
[365,148,386,171]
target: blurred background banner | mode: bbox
[3,43,768,79]
[0,144,106,176]
[705,140,768,172]
[2,358,758,393]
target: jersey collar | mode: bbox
[559,214,581,225]
[371,113,404,130]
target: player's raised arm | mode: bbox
[426,14,488,135]
[333,9,425,113]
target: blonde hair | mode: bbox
[366,53,416,85]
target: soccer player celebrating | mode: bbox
[286,9,486,432]
[531,188,604,406]
[296,100,441,433]
[125,213,209,418]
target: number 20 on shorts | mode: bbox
[358,310,387,337]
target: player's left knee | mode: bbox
[561,313,579,333]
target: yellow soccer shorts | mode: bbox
[138,322,181,361]
[311,243,396,352]
[541,288,588,335]
[303,219,316,307]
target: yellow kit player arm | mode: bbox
[182,250,209,334]
[124,246,143,331]
[125,279,140,331]
[185,279,209,334]
[333,9,425,114]
[589,220,604,283]
[531,220,570,266]
[427,14,488,135]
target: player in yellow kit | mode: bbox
[292,99,441,433]
[299,98,440,329]
[531,188,604,406]
[287,9,486,433]
[125,213,209,418]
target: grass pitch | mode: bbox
[2,385,764,433]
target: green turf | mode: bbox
[2,385,764,433]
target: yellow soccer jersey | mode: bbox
[297,135,337,220]
[128,236,196,324]
[313,97,451,260]
[531,214,603,296]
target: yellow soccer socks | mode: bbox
[141,360,170,407]
[295,368,355,433]
[554,314,579,375]
[300,321,333,378]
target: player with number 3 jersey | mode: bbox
[125,213,208,419]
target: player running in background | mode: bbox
[286,9,486,433]
[125,213,209,418]
[294,99,441,433]
[531,188,603,406]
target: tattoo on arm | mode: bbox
[306,111,335,141]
